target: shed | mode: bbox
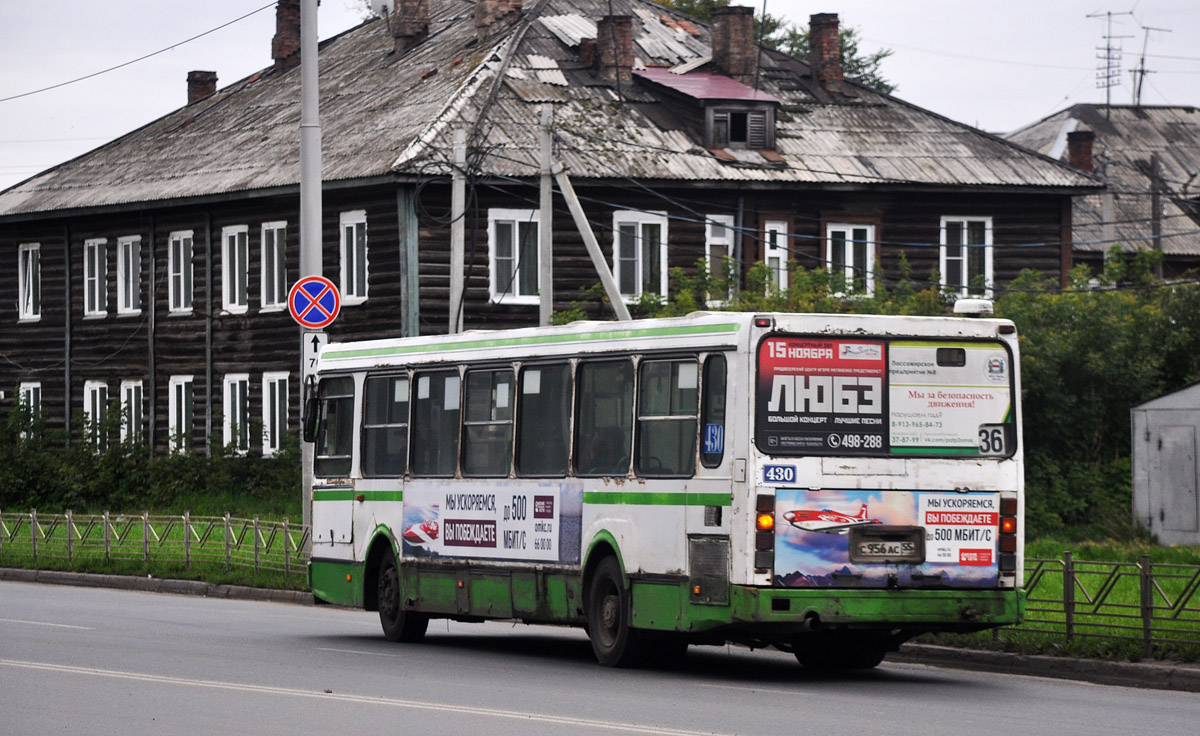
[1132,382,1200,545]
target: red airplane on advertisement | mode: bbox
[781,504,880,534]
[403,519,439,546]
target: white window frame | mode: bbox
[84,238,108,317]
[168,375,194,453]
[120,379,144,443]
[223,373,251,453]
[825,223,877,297]
[18,242,40,321]
[222,225,250,314]
[84,380,108,447]
[18,381,40,439]
[169,230,194,314]
[18,381,41,416]
[939,216,994,298]
[704,215,736,307]
[261,221,288,311]
[262,371,289,457]
[763,220,789,292]
[117,235,142,316]
[487,208,540,305]
[340,210,368,304]
[612,210,669,300]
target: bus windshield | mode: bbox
[755,335,1015,458]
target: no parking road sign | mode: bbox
[289,276,341,329]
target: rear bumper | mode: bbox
[730,586,1025,631]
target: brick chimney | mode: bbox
[1067,130,1095,173]
[809,13,843,94]
[187,71,217,105]
[272,0,301,72]
[475,0,523,40]
[711,6,757,86]
[392,0,430,54]
[595,15,634,83]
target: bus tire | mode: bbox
[586,557,642,667]
[377,551,428,643]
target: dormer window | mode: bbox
[709,106,773,149]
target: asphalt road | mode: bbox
[3,581,1197,736]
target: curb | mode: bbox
[892,643,1200,694]
[0,567,314,606]
[5,567,1198,692]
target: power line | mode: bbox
[0,3,276,104]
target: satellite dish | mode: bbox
[370,0,391,17]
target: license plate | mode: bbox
[848,525,925,564]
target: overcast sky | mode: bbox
[1,0,1196,192]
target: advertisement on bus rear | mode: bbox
[773,489,999,588]
[400,481,583,564]
[756,336,1014,457]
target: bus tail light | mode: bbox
[999,497,1018,571]
[755,494,775,572]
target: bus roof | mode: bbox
[315,311,1016,373]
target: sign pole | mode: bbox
[299,0,323,540]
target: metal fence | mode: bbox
[1000,554,1200,655]
[0,510,310,577]
[3,513,1199,653]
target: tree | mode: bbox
[658,1,894,93]
[772,25,895,94]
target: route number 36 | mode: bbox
[977,424,1006,455]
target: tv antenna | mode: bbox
[1087,10,1134,119]
[1131,25,1171,107]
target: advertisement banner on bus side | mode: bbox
[400,481,583,565]
[773,489,999,588]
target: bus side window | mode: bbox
[574,361,634,476]
[411,370,461,477]
[636,359,699,477]
[516,364,571,477]
[314,376,355,478]
[462,369,515,477]
[700,354,727,468]
[362,375,409,477]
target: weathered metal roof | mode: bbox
[633,68,779,103]
[1008,104,1200,256]
[0,0,1100,218]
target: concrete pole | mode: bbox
[450,129,466,334]
[539,105,554,326]
[299,0,322,536]
[553,165,632,321]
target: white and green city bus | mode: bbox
[305,309,1024,668]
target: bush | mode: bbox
[629,250,1200,541]
[0,404,301,517]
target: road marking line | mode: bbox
[0,618,95,630]
[0,658,725,736]
[314,646,404,658]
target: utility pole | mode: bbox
[299,0,322,536]
[538,104,554,326]
[1087,10,1133,119]
[1150,153,1163,278]
[1131,25,1171,107]
[449,129,466,334]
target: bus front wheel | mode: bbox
[377,552,429,643]
[586,557,642,667]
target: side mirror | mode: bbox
[302,397,319,443]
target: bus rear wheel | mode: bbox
[586,557,643,667]
[378,552,428,643]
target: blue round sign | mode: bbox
[288,276,340,329]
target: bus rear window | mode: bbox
[756,337,1014,458]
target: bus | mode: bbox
[304,308,1024,668]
